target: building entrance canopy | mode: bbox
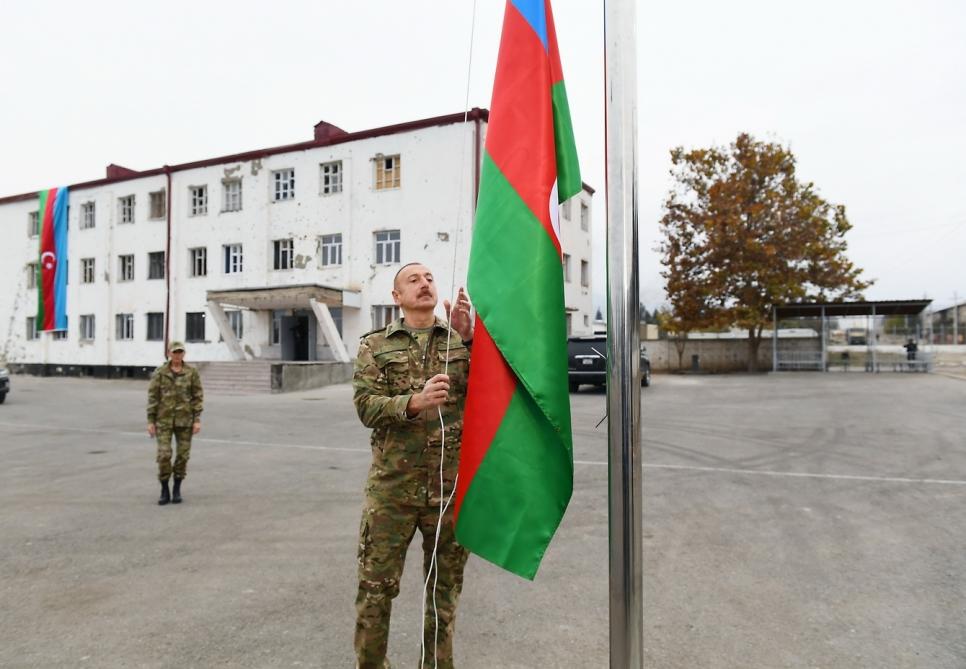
[206,284,357,363]
[206,283,354,311]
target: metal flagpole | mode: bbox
[604,0,643,667]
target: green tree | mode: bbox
[659,133,872,371]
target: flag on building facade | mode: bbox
[454,0,581,580]
[37,187,69,331]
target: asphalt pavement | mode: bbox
[0,371,964,668]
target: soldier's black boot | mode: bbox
[158,480,171,506]
[172,478,183,504]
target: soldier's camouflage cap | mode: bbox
[169,341,186,352]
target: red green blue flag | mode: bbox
[37,187,69,331]
[455,0,581,580]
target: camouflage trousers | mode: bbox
[156,426,193,481]
[355,493,469,669]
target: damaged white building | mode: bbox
[0,109,595,382]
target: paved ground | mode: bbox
[1,372,965,668]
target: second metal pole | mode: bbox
[604,0,643,666]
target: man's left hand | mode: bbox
[444,287,474,342]
[192,422,201,435]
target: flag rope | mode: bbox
[420,0,479,666]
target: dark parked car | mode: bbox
[0,367,9,404]
[567,335,650,392]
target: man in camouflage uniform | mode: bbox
[353,262,474,669]
[147,340,204,506]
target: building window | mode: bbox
[26,317,39,340]
[26,263,38,289]
[186,312,206,342]
[321,233,342,266]
[561,199,572,221]
[149,190,166,219]
[374,154,401,190]
[80,314,96,341]
[273,239,294,270]
[223,244,243,274]
[581,260,590,288]
[583,314,590,328]
[52,326,68,341]
[566,313,573,336]
[270,311,281,345]
[190,185,208,216]
[148,251,166,280]
[273,169,295,201]
[227,310,243,339]
[119,195,135,224]
[321,161,343,194]
[374,230,400,264]
[372,305,401,329]
[580,202,590,232]
[562,253,571,283]
[81,258,95,284]
[190,247,207,277]
[115,313,134,340]
[146,312,165,341]
[118,254,135,282]
[28,211,40,237]
[222,179,242,212]
[81,202,96,229]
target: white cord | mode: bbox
[420,1,478,666]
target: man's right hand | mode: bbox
[406,374,451,417]
[147,423,157,437]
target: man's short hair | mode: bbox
[393,262,427,289]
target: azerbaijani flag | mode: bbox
[37,187,69,331]
[455,0,581,580]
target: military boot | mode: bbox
[172,478,183,504]
[158,480,171,506]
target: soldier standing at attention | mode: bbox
[147,341,203,506]
[353,262,473,669]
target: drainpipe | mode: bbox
[164,166,172,355]
[473,110,481,215]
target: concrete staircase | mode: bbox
[197,361,273,395]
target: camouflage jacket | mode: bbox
[353,317,471,506]
[146,362,204,428]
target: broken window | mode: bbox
[148,251,165,280]
[149,190,166,219]
[273,239,294,271]
[119,196,135,224]
[223,244,243,274]
[190,185,207,216]
[80,314,96,341]
[115,313,134,340]
[273,169,295,201]
[146,312,165,341]
[189,247,207,277]
[222,179,242,212]
[374,154,400,190]
[81,202,96,229]
[118,254,135,282]
[81,258,95,284]
[321,161,343,195]
[185,312,206,342]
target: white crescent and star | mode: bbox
[40,251,56,270]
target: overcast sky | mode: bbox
[1,1,963,313]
